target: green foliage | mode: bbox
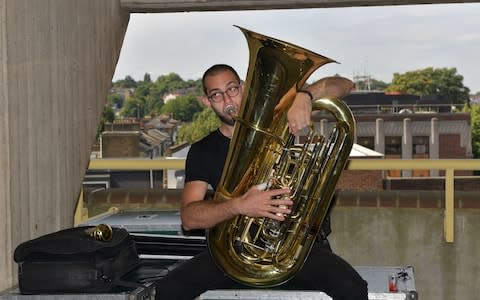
[386,67,470,104]
[143,73,152,83]
[96,105,115,139]
[153,73,202,96]
[121,98,144,118]
[107,93,124,109]
[177,108,221,144]
[160,95,203,122]
[355,78,389,91]
[103,105,115,123]
[110,73,203,119]
[468,104,480,158]
[113,75,137,88]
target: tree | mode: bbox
[143,73,152,83]
[107,93,124,109]
[145,96,164,115]
[160,95,203,122]
[468,104,480,159]
[113,75,137,88]
[177,108,221,143]
[385,67,470,105]
[154,73,187,95]
[121,98,144,119]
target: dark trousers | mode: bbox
[155,242,368,300]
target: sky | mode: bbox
[113,3,480,93]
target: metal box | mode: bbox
[196,266,417,300]
[0,282,155,300]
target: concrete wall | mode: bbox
[0,0,129,291]
[330,207,480,300]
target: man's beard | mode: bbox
[219,114,235,126]
[212,106,236,126]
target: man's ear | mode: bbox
[201,95,211,107]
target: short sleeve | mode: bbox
[185,143,209,184]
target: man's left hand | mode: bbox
[287,93,312,136]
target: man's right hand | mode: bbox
[233,186,293,221]
[181,181,293,231]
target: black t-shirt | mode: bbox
[184,128,332,241]
[185,129,230,191]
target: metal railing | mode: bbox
[87,158,480,242]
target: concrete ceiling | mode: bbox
[121,0,480,13]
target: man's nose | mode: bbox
[223,92,235,104]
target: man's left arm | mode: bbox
[287,76,354,135]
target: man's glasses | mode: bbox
[207,85,240,103]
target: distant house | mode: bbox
[163,87,202,103]
[163,92,181,103]
[471,94,480,104]
[343,91,457,114]
[145,114,179,143]
[100,114,179,158]
[140,129,171,158]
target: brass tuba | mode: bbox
[207,26,356,287]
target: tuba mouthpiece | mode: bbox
[224,105,237,116]
[88,224,113,242]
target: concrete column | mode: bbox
[375,118,385,154]
[402,118,412,177]
[0,0,129,290]
[0,0,13,289]
[430,118,439,176]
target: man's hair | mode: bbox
[202,64,241,95]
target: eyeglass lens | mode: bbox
[209,85,240,103]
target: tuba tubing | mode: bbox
[207,26,355,287]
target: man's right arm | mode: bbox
[180,180,239,231]
[180,180,293,231]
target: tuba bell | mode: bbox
[207,26,356,287]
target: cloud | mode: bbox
[113,3,480,92]
[456,33,480,42]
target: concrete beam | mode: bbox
[121,0,480,13]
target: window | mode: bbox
[413,136,429,156]
[385,136,402,155]
[357,136,375,150]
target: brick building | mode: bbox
[314,91,473,191]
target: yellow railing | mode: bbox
[87,158,480,242]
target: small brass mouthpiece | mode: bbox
[89,224,113,241]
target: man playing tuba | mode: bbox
[155,64,368,300]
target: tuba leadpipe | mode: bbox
[207,26,355,287]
